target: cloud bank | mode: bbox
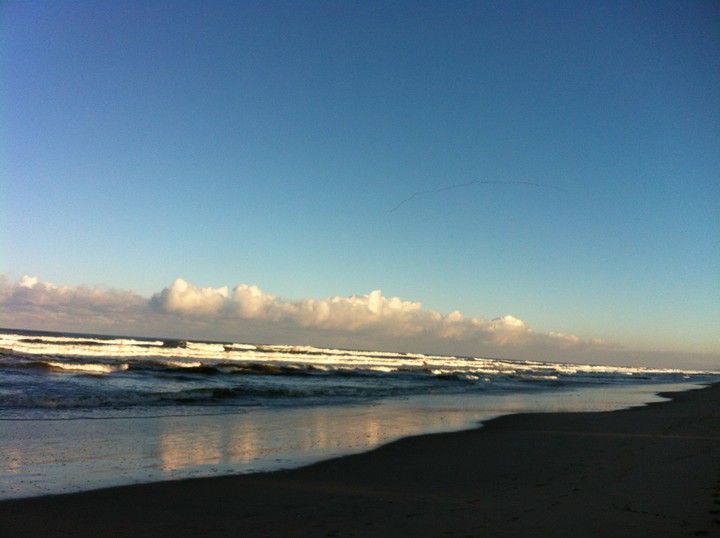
[0,275,148,327]
[0,276,612,358]
[146,278,606,350]
[7,274,710,368]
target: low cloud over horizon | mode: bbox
[1,275,715,370]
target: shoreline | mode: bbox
[1,382,702,500]
[2,383,719,536]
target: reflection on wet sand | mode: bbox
[159,428,222,472]
[156,384,691,475]
[2,383,699,498]
[156,405,462,474]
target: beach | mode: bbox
[1,383,718,537]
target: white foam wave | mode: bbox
[160,360,204,368]
[1,332,714,380]
[46,361,128,374]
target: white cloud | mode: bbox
[282,289,429,334]
[2,275,717,368]
[19,275,40,288]
[150,278,228,316]
[1,275,619,360]
[110,278,618,353]
[230,284,280,319]
[0,275,147,329]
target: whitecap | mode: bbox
[46,361,128,374]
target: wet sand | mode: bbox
[1,383,719,537]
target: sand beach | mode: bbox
[1,383,719,537]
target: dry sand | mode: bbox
[1,383,719,537]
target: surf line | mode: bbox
[390,179,564,212]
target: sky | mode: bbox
[2,0,719,369]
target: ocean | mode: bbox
[2,327,718,499]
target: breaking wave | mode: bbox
[1,328,717,419]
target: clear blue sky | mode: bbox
[2,0,719,367]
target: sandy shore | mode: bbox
[2,384,719,537]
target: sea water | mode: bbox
[1,328,718,499]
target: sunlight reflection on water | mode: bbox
[0,383,704,499]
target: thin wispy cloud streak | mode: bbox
[390,180,565,212]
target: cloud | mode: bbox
[0,275,147,329]
[149,280,431,334]
[144,278,618,353]
[2,275,146,313]
[148,280,545,345]
[3,275,717,368]
[2,275,617,359]
[149,278,228,315]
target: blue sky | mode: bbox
[2,1,719,368]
